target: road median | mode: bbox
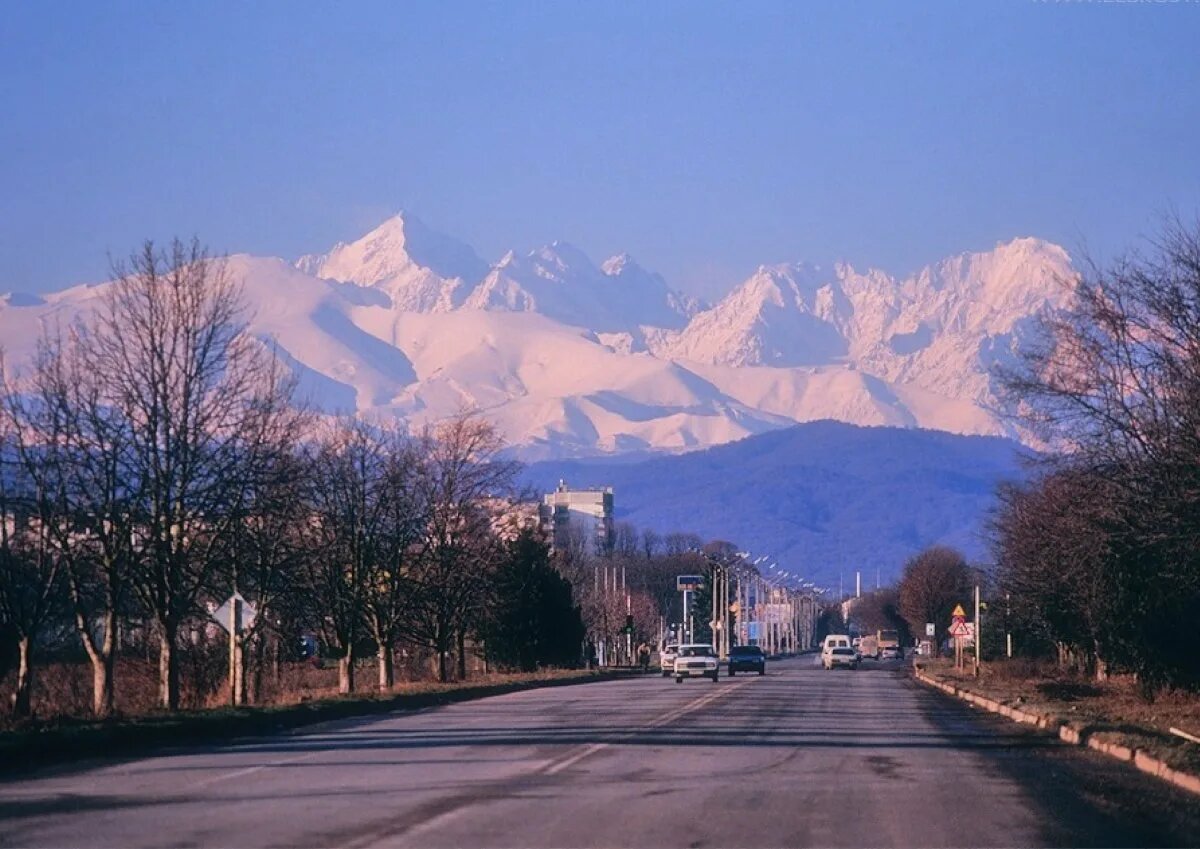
[913,661,1200,797]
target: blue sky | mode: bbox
[2,1,1198,298]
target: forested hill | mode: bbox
[522,420,1032,588]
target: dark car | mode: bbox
[727,644,766,676]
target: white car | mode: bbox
[824,646,859,670]
[821,634,857,670]
[673,643,719,683]
[659,643,680,677]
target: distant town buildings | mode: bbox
[538,480,614,554]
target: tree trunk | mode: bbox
[159,621,180,711]
[79,608,117,718]
[11,635,33,718]
[456,630,467,681]
[1094,639,1109,683]
[91,657,114,718]
[233,634,247,706]
[338,644,355,694]
[73,595,118,718]
[377,643,393,692]
[248,632,266,705]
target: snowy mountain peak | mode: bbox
[601,253,634,276]
[531,241,598,278]
[2,215,1078,461]
[303,211,487,285]
[295,213,488,313]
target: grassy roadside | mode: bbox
[0,667,635,777]
[915,658,1200,776]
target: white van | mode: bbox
[821,634,857,670]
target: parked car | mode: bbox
[659,643,680,677]
[674,643,719,683]
[727,644,766,676]
[824,646,859,670]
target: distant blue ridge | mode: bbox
[521,420,1032,588]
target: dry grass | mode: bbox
[0,653,606,732]
[921,658,1200,774]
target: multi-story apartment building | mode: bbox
[538,480,614,555]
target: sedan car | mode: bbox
[659,643,680,677]
[823,646,859,670]
[674,644,719,682]
[727,644,766,676]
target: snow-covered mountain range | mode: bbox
[0,212,1075,460]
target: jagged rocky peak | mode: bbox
[297,211,489,288]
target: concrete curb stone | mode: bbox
[912,666,1200,798]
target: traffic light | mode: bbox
[624,614,634,634]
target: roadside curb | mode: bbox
[912,667,1200,798]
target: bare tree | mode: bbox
[992,470,1119,677]
[640,529,661,560]
[849,587,907,640]
[216,442,312,704]
[611,521,640,560]
[79,239,296,710]
[2,332,139,717]
[301,420,390,694]
[999,218,1200,693]
[663,532,703,557]
[0,435,64,717]
[897,546,972,650]
[359,430,427,692]
[405,415,519,682]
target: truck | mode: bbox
[877,629,902,659]
[858,634,879,659]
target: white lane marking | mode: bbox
[544,742,608,776]
[537,677,753,777]
[188,750,322,789]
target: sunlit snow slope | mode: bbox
[0,213,1074,460]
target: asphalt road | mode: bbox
[2,657,1199,848]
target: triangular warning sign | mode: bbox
[949,620,971,637]
[951,604,967,618]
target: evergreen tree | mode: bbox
[485,530,585,671]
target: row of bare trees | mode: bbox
[993,219,1200,695]
[553,519,706,661]
[0,237,765,721]
[0,240,301,716]
[0,240,545,719]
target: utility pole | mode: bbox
[973,584,981,677]
[1006,592,1012,659]
[710,561,719,654]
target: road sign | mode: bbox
[677,574,704,592]
[949,620,970,638]
[951,604,967,619]
[925,622,935,637]
[211,593,257,634]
